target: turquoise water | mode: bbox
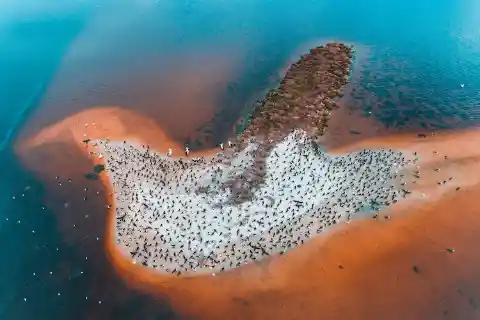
[1,0,480,318]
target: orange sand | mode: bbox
[15,107,480,319]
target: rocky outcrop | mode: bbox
[239,42,353,145]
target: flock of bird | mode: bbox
[97,129,409,275]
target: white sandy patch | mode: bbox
[97,129,408,274]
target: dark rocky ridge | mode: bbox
[239,42,353,144]
[227,43,354,203]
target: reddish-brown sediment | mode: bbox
[15,102,480,319]
[320,99,392,149]
[18,47,242,146]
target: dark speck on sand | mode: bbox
[93,164,105,173]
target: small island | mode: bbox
[96,42,410,276]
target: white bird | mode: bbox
[460,83,465,88]
[228,140,232,148]
[220,143,224,150]
[185,146,190,156]
[167,148,173,157]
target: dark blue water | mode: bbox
[1,0,480,318]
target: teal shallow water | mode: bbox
[1,0,480,318]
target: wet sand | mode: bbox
[14,102,480,319]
